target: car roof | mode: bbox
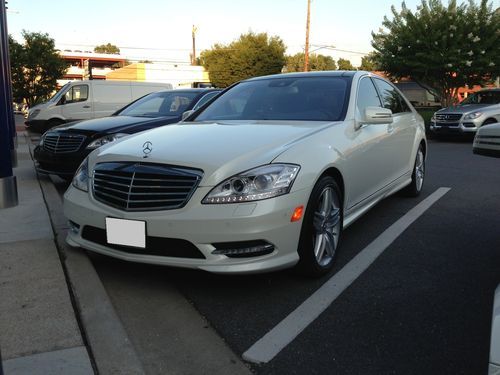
[477,88,500,92]
[245,70,357,82]
[155,88,221,94]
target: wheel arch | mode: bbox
[318,167,345,206]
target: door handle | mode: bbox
[82,105,91,108]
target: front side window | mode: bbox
[356,77,382,117]
[194,77,350,122]
[64,85,89,104]
[374,79,411,114]
[119,92,199,117]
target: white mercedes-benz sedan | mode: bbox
[63,71,426,276]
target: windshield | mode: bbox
[461,91,500,105]
[47,83,71,103]
[118,91,200,117]
[193,76,350,122]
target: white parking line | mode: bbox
[243,187,451,364]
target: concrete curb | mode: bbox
[29,141,145,374]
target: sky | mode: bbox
[6,0,500,67]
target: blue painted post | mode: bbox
[0,0,18,208]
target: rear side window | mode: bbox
[374,79,411,114]
[356,77,382,116]
[64,85,88,103]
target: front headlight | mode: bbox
[464,112,482,120]
[72,157,89,192]
[86,133,129,150]
[202,164,300,204]
[29,109,40,119]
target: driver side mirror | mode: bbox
[363,106,393,124]
[181,110,194,121]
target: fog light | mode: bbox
[68,220,80,235]
[212,240,274,258]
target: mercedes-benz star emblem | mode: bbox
[143,141,153,158]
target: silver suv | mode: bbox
[430,88,500,135]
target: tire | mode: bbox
[402,144,425,197]
[296,176,343,277]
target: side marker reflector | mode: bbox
[291,206,304,222]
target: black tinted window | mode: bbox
[194,77,350,122]
[374,79,411,114]
[119,92,199,117]
[356,78,381,115]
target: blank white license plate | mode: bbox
[106,218,146,248]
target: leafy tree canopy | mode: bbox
[358,52,380,71]
[372,0,500,106]
[285,53,337,72]
[94,43,120,54]
[337,58,355,70]
[200,32,286,87]
[9,31,68,107]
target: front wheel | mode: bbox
[402,144,425,197]
[296,176,343,277]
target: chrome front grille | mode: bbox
[435,113,463,122]
[43,133,86,153]
[92,162,203,211]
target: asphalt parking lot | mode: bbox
[48,136,500,375]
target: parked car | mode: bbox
[34,88,221,179]
[63,71,426,276]
[25,80,173,133]
[473,122,500,158]
[471,124,500,374]
[430,88,500,136]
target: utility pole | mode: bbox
[0,0,18,208]
[304,0,311,72]
[191,25,198,66]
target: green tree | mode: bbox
[337,58,355,70]
[200,32,286,87]
[9,31,68,107]
[358,52,380,71]
[371,0,500,106]
[285,53,337,72]
[94,43,120,54]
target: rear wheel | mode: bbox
[296,176,342,277]
[402,144,425,197]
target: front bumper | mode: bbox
[430,118,481,134]
[63,184,311,274]
[473,135,500,158]
[25,119,48,132]
[34,145,91,176]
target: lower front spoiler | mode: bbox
[66,233,299,274]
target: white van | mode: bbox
[25,80,173,132]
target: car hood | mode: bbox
[51,115,179,136]
[93,120,336,186]
[438,104,493,113]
